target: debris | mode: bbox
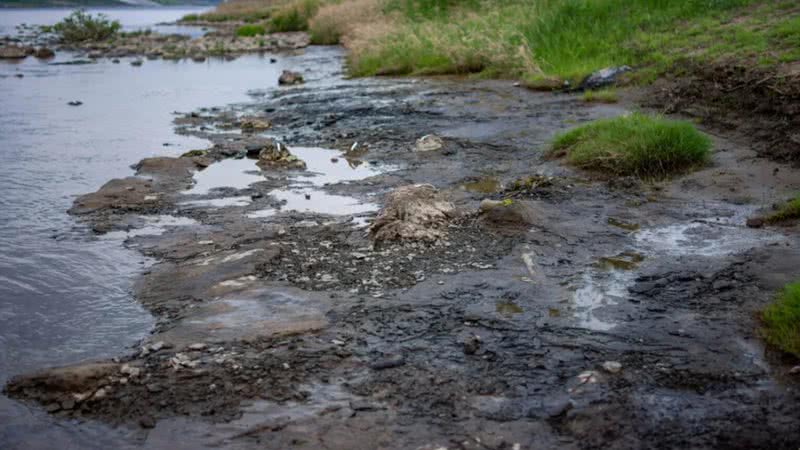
[415,134,444,152]
[369,185,456,243]
[602,361,623,374]
[463,334,481,355]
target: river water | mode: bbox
[0,7,306,448]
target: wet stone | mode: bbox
[369,354,405,370]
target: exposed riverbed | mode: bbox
[2,8,800,450]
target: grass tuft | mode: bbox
[547,113,711,178]
[762,281,800,358]
[583,88,618,104]
[236,24,267,37]
[765,195,800,224]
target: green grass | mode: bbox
[762,281,800,358]
[547,113,711,178]
[235,24,266,37]
[349,0,800,82]
[765,195,800,224]
[269,0,320,32]
[583,88,618,103]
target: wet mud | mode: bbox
[5,48,800,449]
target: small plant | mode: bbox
[765,194,800,224]
[181,13,200,22]
[52,10,121,43]
[582,88,618,103]
[547,113,711,178]
[236,24,266,37]
[761,281,800,358]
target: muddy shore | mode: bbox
[5,46,800,449]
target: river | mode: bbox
[0,7,296,448]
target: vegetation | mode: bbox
[51,9,120,43]
[236,24,267,37]
[180,0,280,23]
[268,0,320,32]
[186,0,800,81]
[582,89,618,104]
[547,113,711,178]
[762,281,800,358]
[765,195,800,224]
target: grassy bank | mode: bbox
[190,0,799,82]
[762,281,800,358]
[547,113,711,178]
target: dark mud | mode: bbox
[5,48,800,449]
[648,60,800,164]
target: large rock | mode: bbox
[34,47,55,59]
[278,70,304,85]
[0,45,30,59]
[256,142,306,170]
[369,185,457,243]
[478,199,540,230]
[579,66,631,90]
[4,362,121,411]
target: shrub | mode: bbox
[52,10,121,43]
[762,281,800,358]
[236,24,267,37]
[547,113,711,178]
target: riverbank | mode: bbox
[4,40,800,447]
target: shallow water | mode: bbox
[185,146,390,219]
[0,6,210,38]
[0,7,331,449]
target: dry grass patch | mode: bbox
[310,0,383,45]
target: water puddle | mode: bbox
[180,196,252,208]
[270,189,379,216]
[495,300,523,316]
[247,146,393,220]
[462,177,501,194]
[101,215,198,239]
[290,147,389,185]
[572,272,631,331]
[186,158,264,195]
[571,204,785,331]
[596,251,644,271]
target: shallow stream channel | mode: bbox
[2,8,800,450]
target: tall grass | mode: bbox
[269,0,321,32]
[347,0,794,80]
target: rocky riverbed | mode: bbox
[1,21,308,63]
[4,46,800,449]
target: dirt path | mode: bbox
[5,47,800,449]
